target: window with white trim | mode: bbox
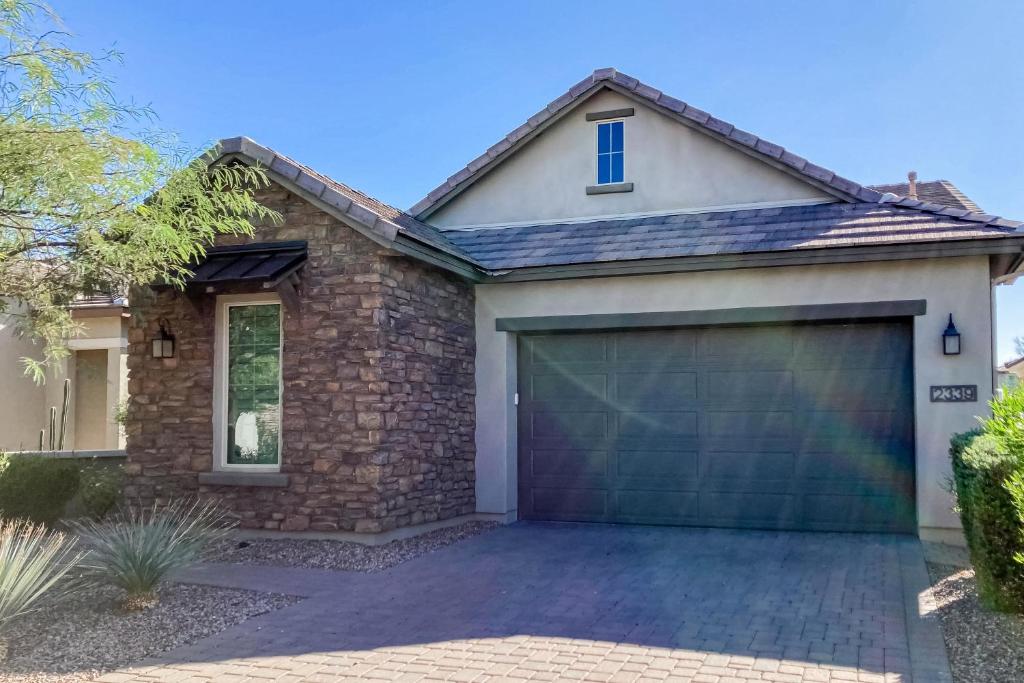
[596,120,624,184]
[215,296,282,469]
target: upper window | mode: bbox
[597,120,624,184]
[221,300,282,468]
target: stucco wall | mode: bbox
[474,256,994,535]
[2,300,135,452]
[73,349,108,450]
[429,89,831,228]
[0,303,46,451]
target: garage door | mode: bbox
[517,322,916,533]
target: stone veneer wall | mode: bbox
[124,183,476,532]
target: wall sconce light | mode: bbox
[942,314,961,356]
[152,319,176,359]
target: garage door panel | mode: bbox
[532,412,608,440]
[799,451,911,482]
[800,477,913,500]
[793,325,912,369]
[616,490,699,523]
[706,370,794,404]
[616,330,697,362]
[530,373,608,405]
[528,335,608,365]
[617,449,698,480]
[802,494,914,530]
[700,327,793,365]
[517,322,915,533]
[705,411,794,439]
[800,411,908,441]
[617,372,697,408]
[702,451,797,479]
[531,448,607,478]
[702,492,798,526]
[529,487,607,519]
[619,411,698,438]
[795,369,908,407]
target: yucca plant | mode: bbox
[0,520,86,661]
[68,499,234,610]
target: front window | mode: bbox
[597,120,624,184]
[224,302,281,467]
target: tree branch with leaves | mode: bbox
[0,0,279,381]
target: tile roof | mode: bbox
[444,203,1022,271]
[216,137,479,265]
[1000,356,1024,371]
[210,127,1023,277]
[868,180,982,213]
[411,68,887,217]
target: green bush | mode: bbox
[0,519,85,634]
[0,454,80,525]
[69,499,234,610]
[950,429,1024,612]
[78,461,124,520]
[982,385,1024,455]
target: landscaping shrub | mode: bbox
[0,519,85,661]
[1008,470,1024,566]
[69,499,234,610]
[950,428,1024,612]
[0,454,80,525]
[78,461,124,520]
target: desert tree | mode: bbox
[0,0,278,381]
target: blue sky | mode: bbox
[59,1,1024,360]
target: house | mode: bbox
[0,295,129,452]
[998,355,1024,388]
[124,68,1024,542]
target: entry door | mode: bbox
[516,322,916,533]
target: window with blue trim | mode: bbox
[596,120,624,184]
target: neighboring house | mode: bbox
[0,295,129,452]
[998,355,1024,388]
[125,68,1024,542]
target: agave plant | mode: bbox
[0,520,86,661]
[69,499,234,610]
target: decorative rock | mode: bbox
[124,182,476,532]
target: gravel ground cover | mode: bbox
[0,583,298,683]
[926,562,1024,683]
[212,520,499,571]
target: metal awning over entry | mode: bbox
[186,241,307,290]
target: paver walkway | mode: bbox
[98,523,951,682]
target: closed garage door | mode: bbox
[517,322,916,533]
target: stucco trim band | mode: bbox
[585,182,634,195]
[495,299,927,332]
[585,107,635,121]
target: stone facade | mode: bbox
[124,183,476,532]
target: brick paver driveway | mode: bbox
[99,523,950,682]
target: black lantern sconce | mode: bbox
[152,319,176,359]
[942,314,961,356]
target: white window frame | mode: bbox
[213,292,283,472]
[596,119,625,185]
